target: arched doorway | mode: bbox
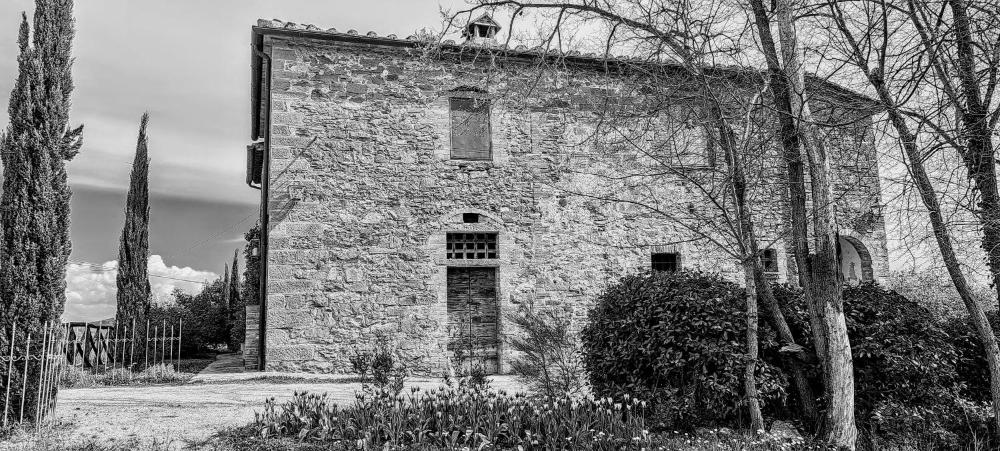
[839,236,874,286]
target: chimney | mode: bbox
[463,14,501,45]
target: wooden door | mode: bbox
[446,267,499,374]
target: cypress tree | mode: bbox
[115,113,151,326]
[228,250,242,351]
[242,225,261,306]
[0,0,82,424]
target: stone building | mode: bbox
[243,16,888,373]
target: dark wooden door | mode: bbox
[446,267,499,374]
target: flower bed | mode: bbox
[254,384,650,450]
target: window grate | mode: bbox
[447,233,498,259]
[651,253,679,272]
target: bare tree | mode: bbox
[446,0,868,436]
[746,0,859,444]
[821,0,1000,439]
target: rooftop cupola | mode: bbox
[463,14,500,45]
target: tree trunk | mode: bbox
[748,0,858,446]
[945,0,1000,310]
[754,266,819,425]
[742,264,765,432]
[829,0,1000,437]
[893,109,1000,442]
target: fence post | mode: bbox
[119,325,126,371]
[83,322,91,369]
[111,323,119,371]
[19,333,31,423]
[130,317,136,370]
[161,320,166,367]
[168,325,174,369]
[36,322,51,429]
[177,319,183,370]
[152,326,158,367]
[3,319,16,428]
[145,319,150,370]
[34,323,49,423]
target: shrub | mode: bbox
[508,303,589,399]
[352,338,406,395]
[940,310,1000,404]
[773,283,988,448]
[59,363,187,388]
[581,271,787,431]
[254,386,651,449]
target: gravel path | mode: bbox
[54,375,523,449]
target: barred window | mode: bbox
[450,97,492,160]
[447,233,498,259]
[651,252,680,272]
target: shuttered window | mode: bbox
[450,97,492,160]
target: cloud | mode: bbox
[63,255,218,322]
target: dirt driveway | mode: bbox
[54,375,522,449]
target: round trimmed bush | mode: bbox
[581,271,788,430]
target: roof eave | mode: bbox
[248,24,881,138]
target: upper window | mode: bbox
[650,111,716,169]
[651,252,680,273]
[450,97,492,160]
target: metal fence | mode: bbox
[1,320,66,428]
[64,318,183,371]
[1,317,183,429]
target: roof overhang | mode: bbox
[249,23,881,140]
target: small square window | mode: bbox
[463,213,480,223]
[450,97,491,160]
[762,249,779,281]
[652,253,679,272]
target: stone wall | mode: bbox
[243,305,260,370]
[257,34,887,374]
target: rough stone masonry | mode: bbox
[244,17,888,374]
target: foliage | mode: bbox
[508,303,590,399]
[348,350,372,381]
[0,0,82,424]
[228,250,244,351]
[253,386,651,450]
[115,113,152,326]
[350,338,406,395]
[148,281,229,355]
[940,311,1000,404]
[581,271,787,431]
[886,270,994,320]
[242,225,261,306]
[59,363,188,388]
[772,283,990,449]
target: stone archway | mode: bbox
[838,235,874,285]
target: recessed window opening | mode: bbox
[463,213,480,224]
[762,249,778,272]
[450,97,492,160]
[447,232,498,259]
[762,249,779,281]
[475,24,494,38]
[651,253,679,272]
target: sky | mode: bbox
[0,0,465,321]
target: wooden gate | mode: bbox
[446,267,499,374]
